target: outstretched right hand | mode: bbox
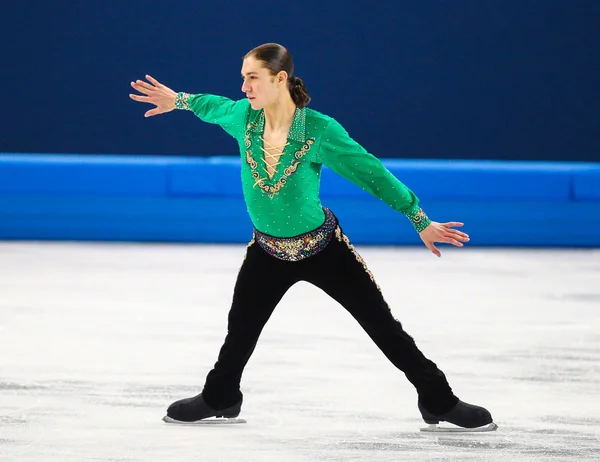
[129,75,178,117]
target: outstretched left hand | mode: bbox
[419,221,470,257]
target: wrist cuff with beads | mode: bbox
[403,208,431,233]
[174,92,192,110]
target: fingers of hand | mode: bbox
[441,222,464,228]
[130,80,156,95]
[145,75,162,87]
[144,108,161,117]
[426,242,441,257]
[434,223,468,240]
[129,94,150,103]
[446,229,470,242]
[441,232,467,246]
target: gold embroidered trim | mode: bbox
[242,237,255,262]
[335,227,383,294]
[244,125,315,199]
[253,208,337,262]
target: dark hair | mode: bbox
[245,43,311,108]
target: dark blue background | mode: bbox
[2,0,599,161]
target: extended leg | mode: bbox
[302,232,458,414]
[302,230,495,430]
[165,242,298,422]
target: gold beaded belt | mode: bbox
[253,208,338,262]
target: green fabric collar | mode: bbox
[248,107,307,143]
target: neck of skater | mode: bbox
[263,93,296,133]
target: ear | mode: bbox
[276,71,288,85]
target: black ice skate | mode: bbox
[418,400,498,433]
[162,393,246,425]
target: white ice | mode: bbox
[1,242,599,461]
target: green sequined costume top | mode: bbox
[175,92,432,238]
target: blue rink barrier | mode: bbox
[0,154,599,247]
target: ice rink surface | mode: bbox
[1,241,599,461]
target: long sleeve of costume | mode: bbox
[174,92,249,139]
[317,119,431,232]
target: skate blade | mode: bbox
[420,422,498,433]
[162,416,247,425]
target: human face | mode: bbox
[241,56,281,110]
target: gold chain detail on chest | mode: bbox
[244,127,315,199]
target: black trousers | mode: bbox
[201,226,459,415]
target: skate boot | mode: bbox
[418,399,497,433]
[162,393,246,425]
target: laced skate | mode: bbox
[162,393,246,425]
[418,400,498,433]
